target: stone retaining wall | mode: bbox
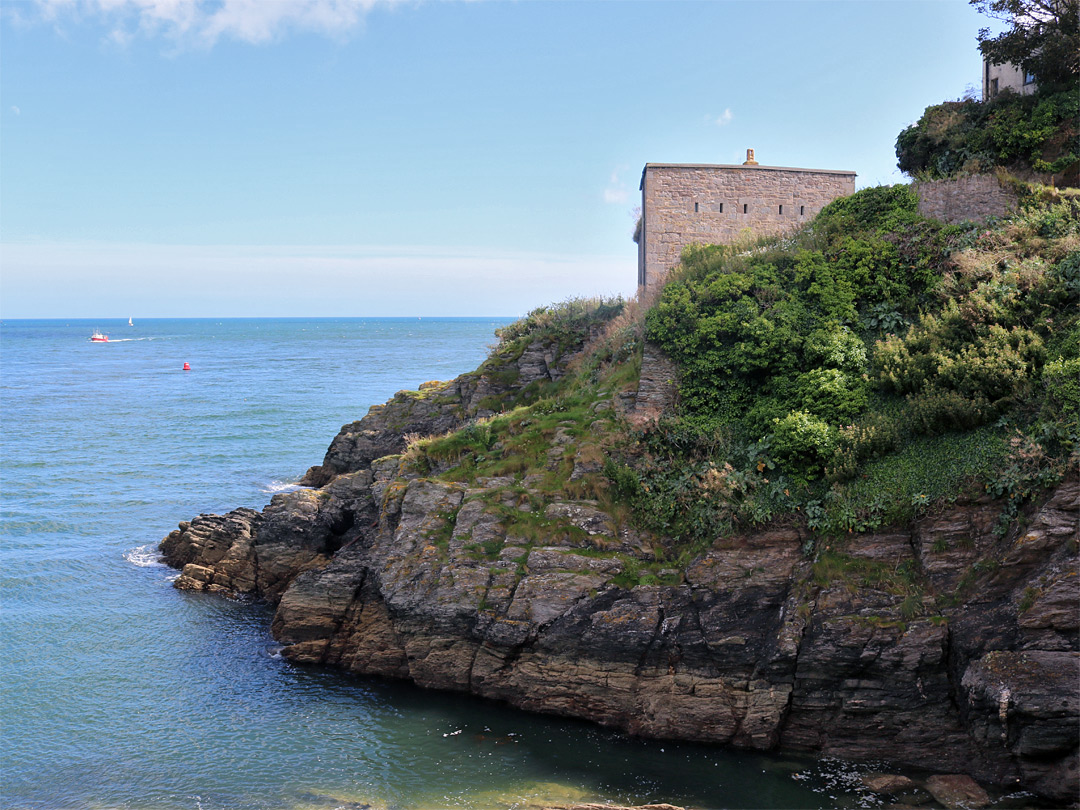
[914,174,1020,224]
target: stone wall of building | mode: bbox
[914,174,1020,225]
[983,59,1037,100]
[638,163,856,291]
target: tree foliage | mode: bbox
[972,0,1079,89]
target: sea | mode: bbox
[1,318,889,810]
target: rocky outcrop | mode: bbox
[632,344,678,420]
[160,330,1079,806]
[300,334,580,488]
[162,470,374,599]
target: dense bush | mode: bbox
[492,296,624,349]
[645,186,952,473]
[877,318,1045,429]
[895,87,1079,179]
[1043,356,1079,415]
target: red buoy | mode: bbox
[182,362,191,371]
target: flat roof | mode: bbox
[640,162,856,189]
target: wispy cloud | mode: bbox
[10,106,21,115]
[31,0,411,46]
[705,108,734,127]
[603,165,631,205]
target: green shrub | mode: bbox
[804,325,868,372]
[875,313,1044,432]
[1027,199,1080,238]
[493,296,625,350]
[794,368,870,421]
[936,324,1044,405]
[895,87,1080,179]
[825,412,902,482]
[907,388,994,435]
[815,185,920,232]
[1051,249,1080,297]
[875,321,942,395]
[1042,356,1080,419]
[771,411,836,474]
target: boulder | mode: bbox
[924,774,990,809]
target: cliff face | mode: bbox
[161,330,1079,805]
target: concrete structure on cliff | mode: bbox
[983,57,1037,100]
[637,150,856,291]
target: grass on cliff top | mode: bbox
[402,296,637,493]
[490,296,625,353]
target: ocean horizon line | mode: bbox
[1,315,519,323]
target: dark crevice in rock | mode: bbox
[634,602,666,679]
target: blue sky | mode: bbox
[1,0,994,318]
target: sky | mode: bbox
[1,0,997,318]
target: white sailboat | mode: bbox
[128,317,133,326]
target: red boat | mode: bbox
[89,330,109,342]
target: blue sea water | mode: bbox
[1,318,878,810]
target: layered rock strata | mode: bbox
[161,336,1079,806]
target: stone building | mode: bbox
[637,151,856,291]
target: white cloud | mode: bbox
[603,164,632,206]
[10,106,20,115]
[31,0,410,46]
[706,108,734,127]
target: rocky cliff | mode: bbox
[161,323,1079,806]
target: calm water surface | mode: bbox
[2,318,882,810]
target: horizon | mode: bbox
[2,314,519,321]
[1,0,1000,319]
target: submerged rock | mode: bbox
[859,772,917,794]
[925,773,991,809]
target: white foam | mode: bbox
[792,757,885,809]
[124,543,166,568]
[261,479,303,494]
